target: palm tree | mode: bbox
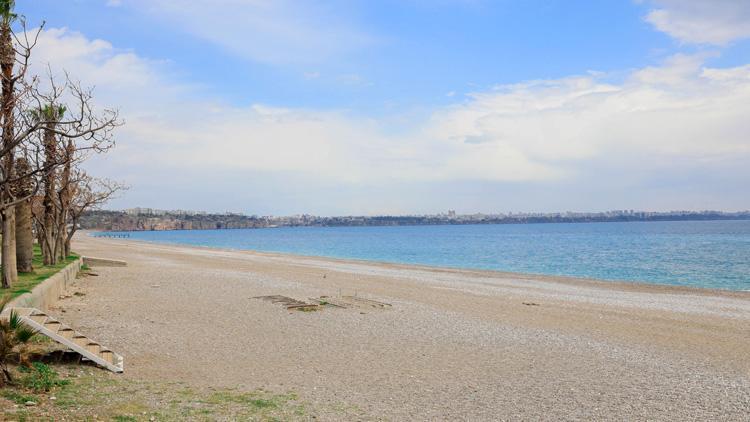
[0,0,17,289]
[13,157,33,272]
[30,105,66,265]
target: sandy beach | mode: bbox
[56,233,750,420]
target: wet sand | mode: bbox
[59,234,750,420]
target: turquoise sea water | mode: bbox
[102,220,750,291]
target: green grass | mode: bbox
[206,390,296,409]
[0,364,368,421]
[1,389,36,405]
[1,244,79,298]
[112,416,138,422]
[1,365,324,421]
[19,362,70,392]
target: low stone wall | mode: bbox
[82,256,127,267]
[9,258,82,311]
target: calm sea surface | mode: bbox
[103,220,750,291]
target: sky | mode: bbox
[16,0,750,215]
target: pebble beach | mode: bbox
[58,234,750,420]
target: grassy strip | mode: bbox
[1,244,79,298]
[0,365,325,421]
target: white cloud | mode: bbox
[645,0,750,45]
[30,27,189,107]
[112,0,374,65]
[26,28,750,213]
[434,54,750,173]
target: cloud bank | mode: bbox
[645,0,750,45]
[25,27,750,213]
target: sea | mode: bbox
[100,220,750,291]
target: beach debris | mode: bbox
[78,269,100,278]
[252,294,392,312]
[309,295,392,310]
[252,295,320,311]
[522,302,540,306]
[307,296,345,308]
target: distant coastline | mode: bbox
[80,208,750,232]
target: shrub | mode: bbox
[19,362,69,392]
[0,295,38,385]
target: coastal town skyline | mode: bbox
[18,0,750,215]
[82,207,750,232]
[117,206,750,219]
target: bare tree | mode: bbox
[55,136,73,261]
[26,80,120,266]
[33,103,64,264]
[63,173,126,257]
[0,3,50,287]
[0,3,120,287]
[31,170,125,261]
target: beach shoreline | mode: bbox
[83,231,750,298]
[56,233,750,420]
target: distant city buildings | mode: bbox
[124,208,237,217]
[85,208,750,232]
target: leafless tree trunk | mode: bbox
[55,138,73,261]
[41,117,57,264]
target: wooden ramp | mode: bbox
[9,308,123,373]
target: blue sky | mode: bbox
[16,1,750,215]
[21,1,727,111]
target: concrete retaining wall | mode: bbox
[82,256,127,267]
[9,258,82,311]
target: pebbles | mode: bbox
[64,233,750,421]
